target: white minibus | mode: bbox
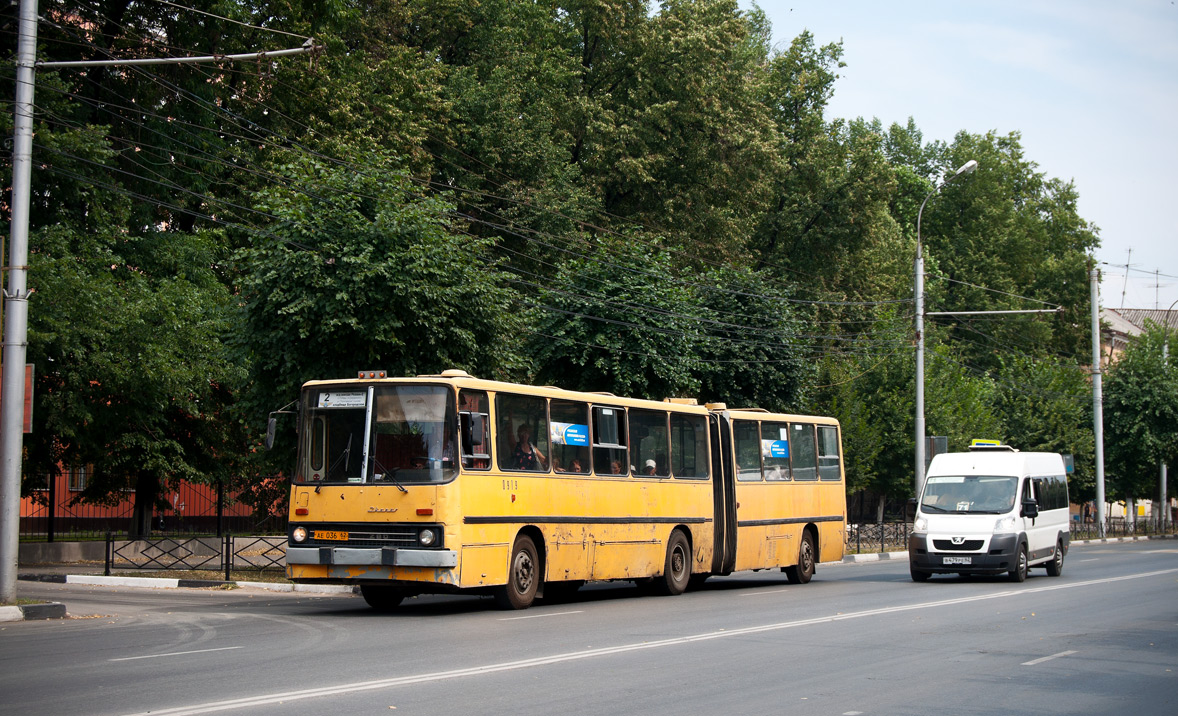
[909,443,1070,582]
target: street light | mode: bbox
[914,159,978,498]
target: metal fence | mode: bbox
[845,521,910,554]
[1069,519,1177,540]
[21,480,287,541]
[104,533,287,579]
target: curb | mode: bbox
[17,572,357,595]
[0,602,67,622]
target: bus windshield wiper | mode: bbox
[922,504,948,512]
[373,457,408,493]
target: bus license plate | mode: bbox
[943,556,972,565]
[315,530,349,541]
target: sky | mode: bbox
[747,0,1178,312]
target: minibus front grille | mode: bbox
[932,539,985,551]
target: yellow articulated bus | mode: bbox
[284,370,845,610]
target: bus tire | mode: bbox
[1045,539,1064,577]
[1008,542,1028,583]
[360,584,407,611]
[495,534,540,610]
[785,529,816,584]
[910,566,931,582]
[655,530,691,596]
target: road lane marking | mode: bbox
[119,568,1178,716]
[499,610,583,621]
[1022,650,1077,666]
[109,646,243,662]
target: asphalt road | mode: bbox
[4,541,1176,716]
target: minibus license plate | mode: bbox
[943,556,971,565]
[315,530,348,541]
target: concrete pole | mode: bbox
[0,0,39,603]
[914,251,925,498]
[1090,267,1106,538]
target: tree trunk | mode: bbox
[129,472,159,539]
[875,494,886,524]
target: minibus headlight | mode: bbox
[993,516,1018,533]
[292,526,308,543]
[419,528,437,547]
[913,516,928,533]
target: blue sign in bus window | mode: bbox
[551,422,590,446]
[762,439,789,458]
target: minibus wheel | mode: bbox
[1045,540,1064,577]
[1008,543,1028,583]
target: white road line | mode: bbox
[109,646,243,662]
[499,610,583,620]
[119,568,1178,716]
[1077,558,1099,562]
[1022,650,1077,666]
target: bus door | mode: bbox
[709,412,738,576]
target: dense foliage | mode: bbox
[3,0,1147,528]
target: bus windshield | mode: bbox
[297,384,457,485]
[920,475,1017,514]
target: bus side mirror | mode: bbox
[265,416,277,451]
[1021,499,1039,519]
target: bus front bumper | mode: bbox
[908,533,1019,574]
[286,546,457,568]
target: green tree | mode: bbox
[992,355,1095,502]
[234,154,526,462]
[527,233,703,398]
[1104,326,1178,506]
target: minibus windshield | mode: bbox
[920,475,1017,514]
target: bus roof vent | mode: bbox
[705,402,727,410]
[664,398,698,405]
[440,369,471,378]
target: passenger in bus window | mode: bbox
[512,424,547,470]
[570,457,584,472]
[610,460,623,475]
[643,459,657,476]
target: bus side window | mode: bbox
[459,389,490,470]
[630,408,670,477]
[791,423,817,481]
[762,421,791,481]
[817,425,841,481]
[671,413,708,479]
[550,399,590,474]
[734,420,762,481]
[593,406,628,476]
[496,393,551,472]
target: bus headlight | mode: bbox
[913,516,928,533]
[292,526,308,543]
[419,528,437,547]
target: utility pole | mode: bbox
[0,0,40,605]
[1091,267,1106,538]
[0,1,319,602]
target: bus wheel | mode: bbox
[655,530,691,596]
[360,584,407,611]
[495,535,540,610]
[1045,540,1064,577]
[785,530,816,584]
